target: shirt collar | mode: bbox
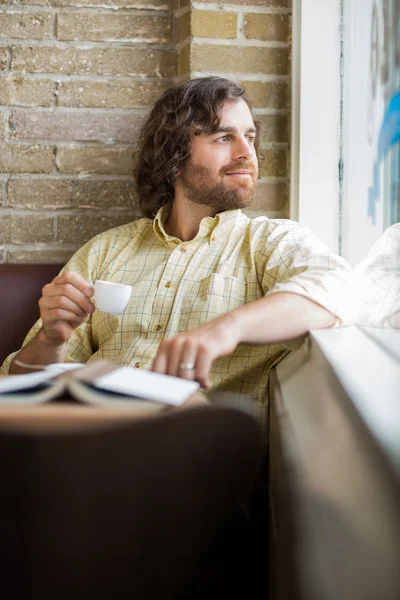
[153,205,244,246]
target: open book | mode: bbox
[0,361,200,409]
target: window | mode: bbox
[292,0,399,267]
[289,0,400,465]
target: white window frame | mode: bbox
[291,0,342,255]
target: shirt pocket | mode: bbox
[180,274,248,330]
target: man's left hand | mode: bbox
[151,314,239,389]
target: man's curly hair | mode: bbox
[134,76,260,218]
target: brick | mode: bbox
[0,143,54,173]
[192,11,237,39]
[56,147,134,175]
[258,114,288,143]
[0,213,53,244]
[259,149,287,178]
[191,45,289,75]
[0,76,53,107]
[10,110,146,143]
[242,80,289,109]
[7,178,138,209]
[179,44,190,77]
[11,46,177,78]
[8,1,170,7]
[57,213,136,244]
[176,11,191,43]
[57,80,169,109]
[171,0,190,7]
[252,181,288,212]
[0,46,7,71]
[0,12,52,40]
[56,14,170,43]
[244,13,289,43]
[5,248,75,265]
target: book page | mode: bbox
[0,370,56,395]
[93,367,200,406]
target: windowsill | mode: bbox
[269,325,400,600]
[274,326,400,478]
[308,326,400,478]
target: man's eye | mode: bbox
[216,135,231,143]
[246,136,256,144]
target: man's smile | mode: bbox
[225,170,253,176]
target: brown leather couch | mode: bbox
[0,263,63,366]
[0,263,268,599]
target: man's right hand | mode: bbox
[39,270,95,345]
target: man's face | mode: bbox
[179,99,259,212]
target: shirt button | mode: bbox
[165,281,172,288]
[211,235,216,242]
[154,324,162,332]
[180,246,187,253]
[134,362,141,368]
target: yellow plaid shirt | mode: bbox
[2,207,350,406]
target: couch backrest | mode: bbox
[0,264,63,367]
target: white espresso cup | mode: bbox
[94,280,133,314]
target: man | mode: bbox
[2,76,350,407]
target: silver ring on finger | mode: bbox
[179,362,195,371]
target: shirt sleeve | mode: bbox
[349,224,400,327]
[257,221,352,325]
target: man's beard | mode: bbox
[179,160,258,212]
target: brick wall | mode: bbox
[0,0,291,264]
[175,0,291,219]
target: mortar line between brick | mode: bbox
[4,39,176,50]
[175,36,190,50]
[52,146,58,173]
[52,12,57,40]
[173,5,191,19]
[1,178,9,208]
[0,7,171,16]
[6,139,138,148]
[6,174,135,181]
[191,72,290,83]
[5,46,11,71]
[1,106,148,114]
[3,108,11,142]
[0,73,176,83]
[236,11,244,40]
[4,245,79,256]
[52,80,59,108]
[52,215,58,242]
[254,108,290,115]
[258,177,288,184]
[0,106,150,116]
[193,3,291,15]
[191,39,290,48]
[2,208,138,216]
[6,243,79,249]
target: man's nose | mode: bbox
[232,136,254,160]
